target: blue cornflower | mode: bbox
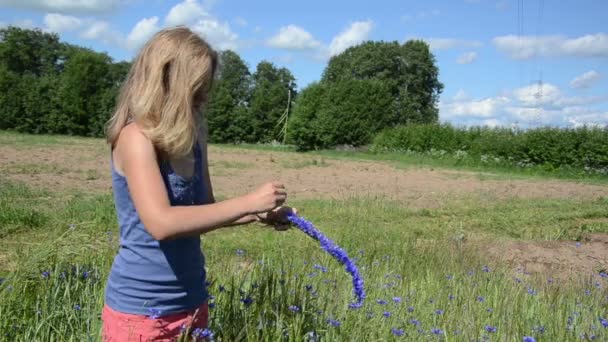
[306,285,313,291]
[515,278,522,283]
[446,274,453,280]
[599,317,608,328]
[409,319,421,326]
[585,289,592,296]
[74,304,81,310]
[82,271,90,279]
[477,296,485,302]
[575,242,581,248]
[431,328,443,335]
[523,337,536,342]
[236,249,245,256]
[377,299,387,305]
[534,325,545,334]
[435,309,444,315]
[391,328,404,336]
[485,325,497,333]
[448,294,455,301]
[219,285,225,292]
[208,302,216,309]
[288,214,366,308]
[192,328,214,340]
[383,311,391,318]
[313,264,328,273]
[148,308,161,319]
[327,319,341,327]
[547,278,553,284]
[289,305,300,313]
[486,308,493,313]
[527,288,537,295]
[600,272,608,278]
[240,297,254,306]
[393,297,402,303]
[482,266,490,273]
[407,306,414,312]
[41,271,50,279]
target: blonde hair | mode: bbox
[106,26,218,157]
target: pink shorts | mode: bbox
[101,302,209,341]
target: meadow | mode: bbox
[1,131,608,341]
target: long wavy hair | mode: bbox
[106,26,218,157]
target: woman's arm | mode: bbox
[115,124,285,241]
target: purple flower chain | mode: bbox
[287,213,365,308]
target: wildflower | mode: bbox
[446,275,453,280]
[477,296,485,302]
[431,328,443,335]
[41,271,50,279]
[327,319,341,327]
[482,266,490,273]
[74,304,81,311]
[148,308,161,319]
[527,288,537,295]
[599,317,608,328]
[435,309,444,315]
[377,299,387,305]
[599,272,608,278]
[575,242,581,248]
[208,302,216,309]
[547,278,553,284]
[585,289,592,296]
[236,249,245,256]
[288,214,365,307]
[407,306,414,312]
[240,297,253,306]
[486,308,493,313]
[288,305,300,313]
[515,278,522,283]
[219,285,225,292]
[306,285,313,291]
[409,319,421,326]
[393,297,402,303]
[192,328,214,340]
[383,311,391,318]
[82,271,90,279]
[448,294,455,301]
[313,264,328,273]
[391,328,404,336]
[485,325,497,333]
[534,325,545,334]
[523,337,536,342]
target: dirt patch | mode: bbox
[486,233,608,279]
[1,144,608,209]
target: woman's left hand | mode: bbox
[257,206,297,231]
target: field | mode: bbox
[1,130,608,341]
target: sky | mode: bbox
[0,0,607,128]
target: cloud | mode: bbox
[0,0,122,14]
[422,38,483,50]
[328,20,373,57]
[43,13,82,32]
[441,82,608,127]
[493,33,608,60]
[457,51,478,64]
[570,70,601,89]
[164,0,207,27]
[267,25,321,50]
[126,17,160,50]
[190,18,238,51]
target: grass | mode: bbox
[2,132,608,341]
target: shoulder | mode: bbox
[114,123,158,173]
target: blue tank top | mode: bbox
[105,142,208,317]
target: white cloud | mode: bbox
[570,70,601,89]
[457,51,477,64]
[43,13,82,33]
[267,25,321,50]
[0,0,122,14]
[452,89,470,101]
[165,0,207,27]
[423,38,483,50]
[328,20,373,57]
[234,17,247,27]
[441,82,608,127]
[493,33,608,60]
[12,19,36,29]
[126,17,160,50]
[191,18,238,51]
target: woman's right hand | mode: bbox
[244,182,286,214]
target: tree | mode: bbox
[286,82,327,151]
[322,40,443,125]
[0,26,62,76]
[206,50,252,143]
[249,61,296,143]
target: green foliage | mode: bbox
[0,27,128,137]
[289,40,443,150]
[373,124,608,171]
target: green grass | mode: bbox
[1,176,608,341]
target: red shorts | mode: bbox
[101,302,209,341]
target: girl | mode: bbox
[102,27,294,341]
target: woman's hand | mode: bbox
[257,206,297,231]
[244,182,286,214]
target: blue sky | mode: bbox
[1,0,606,128]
